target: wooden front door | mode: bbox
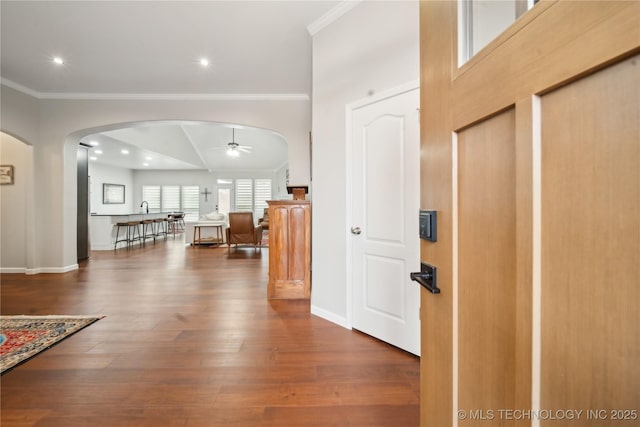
[419,2,639,426]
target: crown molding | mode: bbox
[307,0,363,36]
[0,78,310,101]
[1,78,41,98]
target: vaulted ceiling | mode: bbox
[1,0,342,170]
[82,121,289,171]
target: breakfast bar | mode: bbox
[90,212,176,250]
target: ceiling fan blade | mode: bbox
[238,147,252,153]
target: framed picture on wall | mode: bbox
[103,183,125,204]
[0,165,14,185]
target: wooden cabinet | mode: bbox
[267,200,311,299]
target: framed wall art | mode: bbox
[103,183,125,204]
[0,165,14,185]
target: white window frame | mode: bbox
[142,185,200,220]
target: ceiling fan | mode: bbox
[225,128,252,157]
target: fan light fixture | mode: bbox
[226,128,250,157]
[227,144,240,157]
[216,128,252,158]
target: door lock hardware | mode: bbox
[410,263,440,294]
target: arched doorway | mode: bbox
[70,120,288,256]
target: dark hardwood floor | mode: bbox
[1,236,419,426]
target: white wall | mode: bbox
[0,84,311,271]
[0,86,40,145]
[0,132,35,272]
[88,162,134,214]
[275,164,291,200]
[311,1,419,325]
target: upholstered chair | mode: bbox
[225,212,263,253]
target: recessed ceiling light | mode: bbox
[94,149,103,154]
[143,163,149,167]
[89,141,99,146]
[52,56,65,65]
[121,149,129,154]
[199,58,209,67]
[89,156,97,161]
[145,156,152,161]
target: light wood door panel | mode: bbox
[540,54,640,424]
[458,110,517,425]
[419,2,639,425]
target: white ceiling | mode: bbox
[83,121,289,171]
[0,0,340,95]
[1,0,342,171]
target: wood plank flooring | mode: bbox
[1,237,419,426]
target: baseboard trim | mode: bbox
[0,267,27,274]
[24,264,79,275]
[310,305,351,330]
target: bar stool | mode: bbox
[114,220,141,249]
[169,212,185,232]
[176,213,185,231]
[153,218,167,240]
[166,217,177,239]
[114,221,129,249]
[141,219,156,245]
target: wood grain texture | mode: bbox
[267,200,311,299]
[452,0,640,130]
[420,1,639,425]
[0,237,418,426]
[514,97,533,427]
[540,54,640,424]
[419,1,456,426]
[458,110,517,426]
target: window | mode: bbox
[235,179,254,212]
[142,186,161,212]
[458,0,534,66]
[142,185,200,219]
[161,185,180,212]
[254,179,272,219]
[233,178,272,220]
[181,186,200,221]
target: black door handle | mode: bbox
[410,263,440,294]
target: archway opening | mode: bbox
[70,120,288,255]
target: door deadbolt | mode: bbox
[351,227,362,235]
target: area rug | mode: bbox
[0,315,103,374]
[261,231,269,247]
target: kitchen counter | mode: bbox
[89,212,176,250]
[90,211,176,217]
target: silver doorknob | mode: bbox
[351,227,362,235]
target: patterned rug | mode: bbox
[261,231,269,247]
[0,315,103,374]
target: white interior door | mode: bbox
[351,87,420,355]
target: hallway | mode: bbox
[1,239,419,426]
